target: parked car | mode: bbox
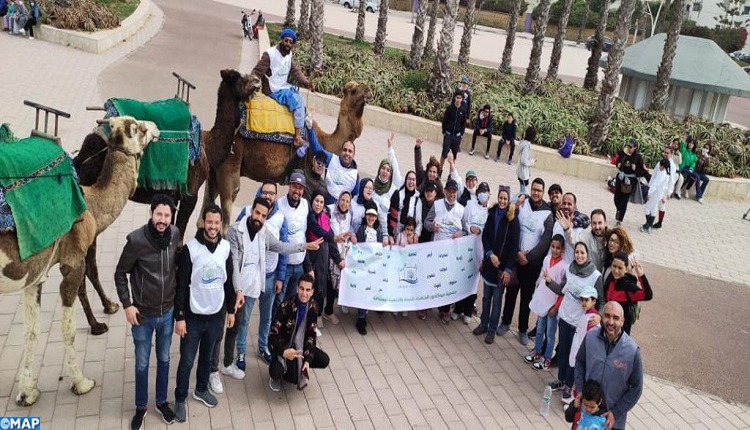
[730,50,750,63]
[341,0,379,13]
[585,36,614,53]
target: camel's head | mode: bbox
[341,81,371,119]
[220,69,261,100]
[108,116,160,157]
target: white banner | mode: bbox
[338,235,483,312]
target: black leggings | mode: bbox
[24,17,36,37]
[269,347,329,384]
[497,138,515,160]
[613,179,631,222]
[471,130,492,153]
[501,263,542,333]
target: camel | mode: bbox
[72,69,259,335]
[0,116,158,406]
[202,81,371,233]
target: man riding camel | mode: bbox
[251,28,315,147]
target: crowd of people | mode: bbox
[1,0,40,39]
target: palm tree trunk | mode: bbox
[409,0,429,69]
[587,0,638,150]
[499,0,522,73]
[428,0,460,98]
[576,0,591,43]
[299,0,311,38]
[374,0,391,55]
[649,0,684,111]
[583,0,609,90]
[423,0,439,58]
[523,0,553,94]
[355,0,367,42]
[285,0,297,27]
[458,0,478,67]
[309,0,326,71]
[547,0,574,80]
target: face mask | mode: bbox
[467,186,477,194]
[477,193,489,205]
[702,148,708,156]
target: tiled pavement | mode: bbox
[1,2,750,429]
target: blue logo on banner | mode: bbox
[0,417,41,430]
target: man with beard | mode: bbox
[209,198,322,389]
[561,208,609,272]
[308,138,360,205]
[497,178,553,346]
[575,302,643,430]
[548,183,563,212]
[278,173,315,308]
[417,181,438,244]
[115,194,180,428]
[251,28,315,146]
[439,91,469,172]
[458,169,478,206]
[173,205,236,422]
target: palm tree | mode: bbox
[409,0,429,69]
[423,0,439,58]
[499,0,522,73]
[587,0,638,150]
[649,0,685,111]
[355,0,367,42]
[310,0,326,71]
[523,0,553,94]
[374,0,391,55]
[285,0,296,27]
[299,0,311,38]
[576,0,591,43]
[583,0,610,90]
[458,0,479,67]
[547,0,574,80]
[428,0,460,98]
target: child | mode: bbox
[568,286,599,372]
[395,217,418,247]
[353,202,386,335]
[516,125,537,195]
[565,379,608,430]
[526,234,566,371]
[641,158,670,234]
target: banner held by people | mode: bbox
[339,235,482,312]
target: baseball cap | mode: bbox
[461,76,470,84]
[314,151,327,165]
[465,170,477,180]
[365,208,378,216]
[423,181,437,192]
[289,171,307,188]
[626,138,638,148]
[548,184,563,195]
[477,182,490,194]
[445,179,459,191]
[579,286,598,299]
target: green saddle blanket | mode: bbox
[0,137,87,260]
[107,97,191,193]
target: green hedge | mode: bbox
[270,25,750,178]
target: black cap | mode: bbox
[478,182,490,193]
[423,181,437,192]
[548,184,563,195]
[314,151,327,165]
[445,179,459,191]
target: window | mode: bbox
[743,5,750,15]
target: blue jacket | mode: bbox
[575,327,643,429]
[236,189,289,282]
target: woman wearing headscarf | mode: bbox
[613,138,650,226]
[350,178,389,242]
[387,170,422,239]
[373,133,404,224]
[327,191,356,322]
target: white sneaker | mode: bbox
[484,154,490,160]
[220,363,245,380]
[462,315,471,324]
[450,312,459,321]
[401,311,408,317]
[468,150,475,156]
[340,305,349,314]
[209,372,224,394]
[28,36,34,40]
[315,328,322,337]
[698,197,704,204]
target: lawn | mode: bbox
[97,0,140,21]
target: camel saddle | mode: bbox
[239,93,305,145]
[0,136,87,260]
[104,97,198,193]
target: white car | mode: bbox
[341,0,379,13]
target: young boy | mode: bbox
[565,379,608,430]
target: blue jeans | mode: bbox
[557,319,576,388]
[131,307,174,409]
[277,263,304,315]
[532,313,558,361]
[695,173,709,198]
[270,88,305,128]
[257,273,277,353]
[480,278,505,332]
[235,295,257,356]
[174,314,224,402]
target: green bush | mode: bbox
[681,23,748,53]
[273,24,750,178]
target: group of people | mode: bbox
[1,0,40,39]
[610,132,711,234]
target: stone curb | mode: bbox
[255,26,750,201]
[35,0,161,54]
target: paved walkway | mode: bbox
[0,0,749,428]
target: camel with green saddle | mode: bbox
[203,81,371,234]
[0,108,158,406]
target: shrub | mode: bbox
[681,23,748,53]
[38,0,120,31]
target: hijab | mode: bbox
[356,178,374,205]
[392,170,417,226]
[373,158,393,196]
